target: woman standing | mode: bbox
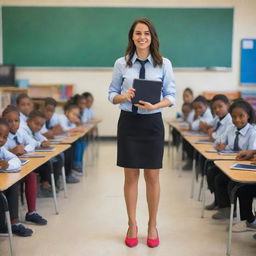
[108,17,175,248]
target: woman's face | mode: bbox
[132,23,151,51]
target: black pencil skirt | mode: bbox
[117,110,164,169]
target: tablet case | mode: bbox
[132,79,162,105]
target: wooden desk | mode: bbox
[214,160,256,256]
[0,144,70,191]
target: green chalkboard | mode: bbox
[2,7,233,68]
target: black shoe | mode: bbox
[25,212,47,225]
[38,186,53,198]
[12,224,33,237]
[66,175,80,184]
[182,160,193,171]
[205,202,219,211]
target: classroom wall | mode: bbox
[1,0,256,137]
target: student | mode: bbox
[181,103,193,124]
[231,150,256,232]
[16,94,33,127]
[191,95,213,131]
[82,92,95,122]
[3,106,47,225]
[21,110,62,195]
[209,100,256,219]
[0,118,33,237]
[40,97,63,139]
[59,103,85,183]
[172,88,194,147]
[68,95,88,175]
[182,96,213,170]
[200,94,232,141]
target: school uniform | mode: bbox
[185,110,195,124]
[81,108,94,123]
[40,113,60,134]
[58,114,76,176]
[58,114,76,132]
[108,53,175,169]
[0,146,21,173]
[209,123,256,209]
[4,128,37,153]
[207,113,233,140]
[19,112,28,127]
[191,108,213,131]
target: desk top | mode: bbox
[165,118,189,132]
[0,144,70,191]
[214,160,256,183]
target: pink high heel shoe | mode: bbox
[147,228,160,248]
[125,226,138,247]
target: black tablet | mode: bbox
[132,79,162,105]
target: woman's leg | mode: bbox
[144,169,160,238]
[124,168,140,238]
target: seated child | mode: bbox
[82,92,95,122]
[207,100,256,218]
[3,106,47,225]
[59,103,85,183]
[200,94,232,141]
[40,97,64,139]
[16,94,33,127]
[0,118,33,236]
[181,103,193,124]
[21,110,62,195]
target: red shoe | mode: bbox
[125,226,138,247]
[147,228,160,248]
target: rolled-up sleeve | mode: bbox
[162,59,176,106]
[2,148,21,172]
[108,59,123,104]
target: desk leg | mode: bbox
[227,185,243,256]
[190,150,196,199]
[200,175,207,218]
[61,166,68,198]
[49,161,59,215]
[0,192,14,256]
[178,138,183,177]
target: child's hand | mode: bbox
[41,140,50,148]
[10,144,26,156]
[52,125,64,135]
[236,150,255,160]
[216,143,226,152]
[0,159,9,170]
[207,127,215,137]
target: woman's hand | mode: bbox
[134,101,156,111]
[124,88,135,102]
[215,143,226,152]
[236,150,256,160]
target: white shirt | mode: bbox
[58,114,76,132]
[214,123,256,151]
[0,146,21,173]
[208,113,233,140]
[4,127,37,153]
[191,108,213,131]
[40,113,60,134]
[20,123,47,148]
[19,112,28,127]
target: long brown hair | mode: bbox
[125,17,163,67]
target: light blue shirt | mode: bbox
[19,112,28,127]
[191,108,213,131]
[4,127,37,153]
[208,113,233,140]
[81,108,95,123]
[214,123,256,151]
[182,110,194,124]
[40,113,60,134]
[0,146,21,173]
[58,114,76,132]
[108,53,176,114]
[20,124,47,148]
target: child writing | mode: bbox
[3,106,47,225]
[0,118,33,236]
[207,100,256,218]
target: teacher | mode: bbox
[108,17,176,248]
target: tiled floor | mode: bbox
[0,141,255,256]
